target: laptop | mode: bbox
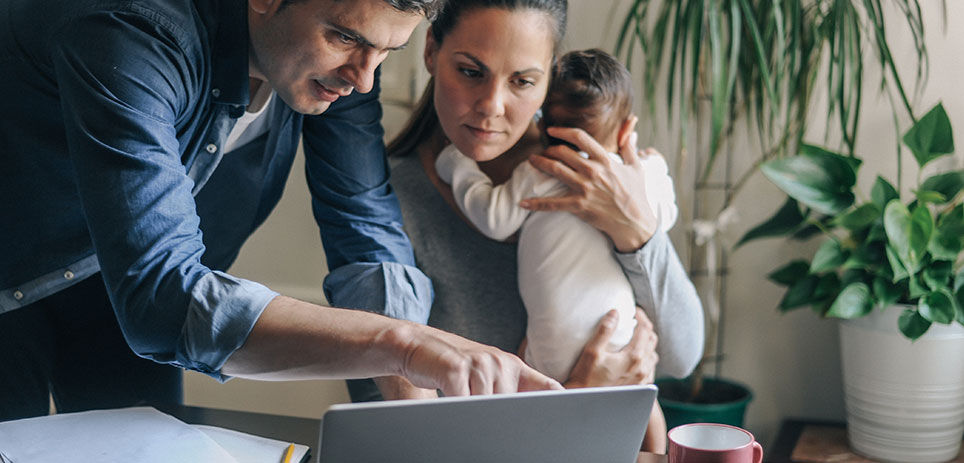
[317,384,657,463]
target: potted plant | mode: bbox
[615,0,938,432]
[740,102,964,462]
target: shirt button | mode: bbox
[64,270,75,280]
[206,143,218,154]
[211,88,221,98]
[13,290,24,300]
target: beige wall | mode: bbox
[186,1,964,448]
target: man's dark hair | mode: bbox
[281,0,441,19]
[542,48,633,148]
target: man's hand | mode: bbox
[564,307,659,389]
[394,322,564,396]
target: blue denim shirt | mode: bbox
[0,0,432,380]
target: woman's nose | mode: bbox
[474,81,506,118]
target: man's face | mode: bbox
[248,0,423,115]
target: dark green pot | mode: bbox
[654,377,753,430]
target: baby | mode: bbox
[435,49,678,381]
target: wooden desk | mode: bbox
[156,403,667,463]
[768,419,964,462]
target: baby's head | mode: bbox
[541,48,634,153]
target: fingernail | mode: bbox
[519,200,531,208]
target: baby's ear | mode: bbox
[617,116,635,148]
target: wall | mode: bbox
[185,1,964,448]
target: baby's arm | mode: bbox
[639,152,679,232]
[435,145,561,241]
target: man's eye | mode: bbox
[337,33,355,44]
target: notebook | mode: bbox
[318,384,657,463]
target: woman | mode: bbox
[361,0,704,453]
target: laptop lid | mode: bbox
[318,384,657,463]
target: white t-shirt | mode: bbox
[223,87,276,154]
[435,144,679,381]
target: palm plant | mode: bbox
[615,0,944,401]
[616,0,940,197]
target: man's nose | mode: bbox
[340,50,382,94]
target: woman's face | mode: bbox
[425,8,556,162]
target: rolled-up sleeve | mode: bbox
[615,231,705,378]
[178,271,278,380]
[303,68,433,322]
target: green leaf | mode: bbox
[919,290,955,324]
[871,176,899,210]
[903,103,955,169]
[884,200,929,272]
[832,203,881,231]
[813,273,842,303]
[843,241,882,270]
[826,282,874,319]
[737,198,808,247]
[915,190,947,204]
[920,170,964,203]
[761,146,858,215]
[768,260,811,286]
[885,243,910,282]
[922,260,953,292]
[810,239,848,273]
[909,275,928,299]
[779,275,819,311]
[929,204,964,260]
[898,308,932,340]
[799,144,863,171]
[873,276,901,307]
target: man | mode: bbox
[0,0,560,420]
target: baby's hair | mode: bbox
[542,48,633,149]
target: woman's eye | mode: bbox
[459,67,483,79]
[513,78,536,88]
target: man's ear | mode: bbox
[617,115,635,148]
[249,0,278,16]
[424,27,439,76]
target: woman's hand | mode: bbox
[521,118,660,252]
[564,307,659,389]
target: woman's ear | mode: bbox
[424,27,439,76]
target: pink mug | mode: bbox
[668,423,763,463]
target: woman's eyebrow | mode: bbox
[454,52,544,75]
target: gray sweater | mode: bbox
[390,154,704,379]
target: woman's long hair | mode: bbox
[387,0,568,157]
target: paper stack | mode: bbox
[0,407,309,463]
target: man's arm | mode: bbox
[300,68,435,398]
[52,10,277,378]
[222,295,562,396]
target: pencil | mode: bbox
[281,443,295,463]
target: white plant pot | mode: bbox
[839,305,964,462]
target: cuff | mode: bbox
[176,271,278,382]
[614,228,670,272]
[323,262,433,324]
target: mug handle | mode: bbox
[752,442,763,463]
